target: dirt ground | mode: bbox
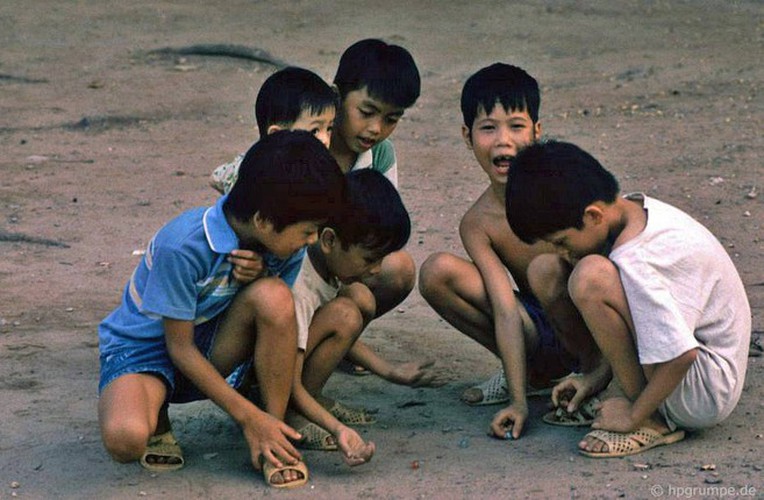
[1,1,762,498]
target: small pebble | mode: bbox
[10,481,20,489]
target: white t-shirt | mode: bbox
[610,194,751,427]
[291,253,341,350]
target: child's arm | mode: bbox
[290,351,375,466]
[163,318,303,469]
[594,348,699,433]
[345,342,445,387]
[461,216,530,439]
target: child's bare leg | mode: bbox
[341,250,414,374]
[362,250,415,317]
[209,277,297,420]
[98,373,167,463]
[418,252,497,351]
[568,255,668,453]
[209,278,303,484]
[527,254,603,375]
[302,297,365,397]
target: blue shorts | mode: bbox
[98,315,251,404]
[516,292,579,374]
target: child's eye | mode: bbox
[359,108,374,117]
[310,128,320,135]
[385,116,401,125]
[479,125,495,131]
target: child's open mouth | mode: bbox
[492,155,513,171]
[358,137,376,150]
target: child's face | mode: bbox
[260,219,323,259]
[290,106,336,148]
[463,104,541,185]
[324,237,384,285]
[543,208,609,262]
[335,87,405,154]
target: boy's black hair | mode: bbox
[225,130,346,232]
[505,141,620,244]
[331,169,410,257]
[333,38,421,109]
[461,63,540,131]
[255,67,338,136]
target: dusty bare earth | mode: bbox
[1,1,762,498]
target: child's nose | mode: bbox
[317,130,331,148]
[367,117,382,135]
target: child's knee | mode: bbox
[344,283,376,322]
[418,252,456,297]
[325,297,365,339]
[568,255,619,306]
[527,254,570,303]
[381,250,416,292]
[101,419,151,463]
[241,277,295,322]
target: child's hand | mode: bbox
[242,410,303,471]
[228,249,264,284]
[490,402,529,440]
[388,360,447,387]
[591,397,636,433]
[336,426,375,467]
[551,373,595,413]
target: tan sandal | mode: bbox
[261,458,309,488]
[328,400,377,426]
[140,431,184,472]
[579,427,686,458]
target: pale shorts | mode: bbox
[660,347,739,431]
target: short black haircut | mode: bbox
[461,63,540,131]
[225,130,346,232]
[333,38,421,109]
[505,141,620,244]
[331,169,410,257]
[255,66,338,136]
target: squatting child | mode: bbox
[419,63,595,439]
[505,140,751,458]
[211,41,436,385]
[98,131,346,488]
[285,169,412,461]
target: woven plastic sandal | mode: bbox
[579,427,686,458]
[262,458,309,488]
[328,400,377,426]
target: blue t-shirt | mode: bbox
[99,194,304,353]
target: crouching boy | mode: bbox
[505,140,751,458]
[98,131,346,487]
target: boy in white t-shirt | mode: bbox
[505,140,751,458]
[286,170,441,457]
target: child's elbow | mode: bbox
[681,348,699,365]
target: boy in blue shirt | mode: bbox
[98,131,346,488]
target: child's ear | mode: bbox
[319,227,337,252]
[461,125,473,150]
[266,124,285,136]
[253,211,273,232]
[534,121,542,140]
[583,204,605,226]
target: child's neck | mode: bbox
[307,243,333,282]
[609,196,647,250]
[488,180,507,206]
[330,140,358,174]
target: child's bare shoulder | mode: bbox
[460,189,505,236]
